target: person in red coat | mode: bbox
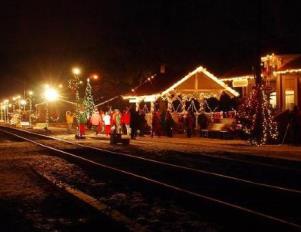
[122,108,131,135]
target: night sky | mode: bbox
[1,0,301,98]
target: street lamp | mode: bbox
[92,74,99,80]
[72,67,81,75]
[20,99,27,110]
[27,91,34,127]
[70,67,82,124]
[14,95,21,111]
[43,86,59,129]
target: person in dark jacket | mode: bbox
[164,111,174,137]
[185,111,195,138]
[130,107,138,139]
[151,110,162,137]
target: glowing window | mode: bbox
[285,90,295,110]
[269,92,277,108]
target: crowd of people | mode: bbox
[66,107,132,138]
[65,106,201,139]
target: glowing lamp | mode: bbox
[44,88,59,102]
[72,67,81,75]
[92,74,98,80]
[20,99,27,106]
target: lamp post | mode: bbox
[70,67,82,136]
[20,99,27,112]
[43,86,59,130]
[27,91,34,127]
[14,95,21,111]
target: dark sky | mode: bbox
[1,0,301,98]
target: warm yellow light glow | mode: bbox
[79,80,83,84]
[20,99,27,106]
[43,88,59,102]
[221,75,255,81]
[161,66,239,97]
[58,84,63,88]
[274,69,301,75]
[28,90,34,96]
[72,67,81,75]
[92,74,98,80]
[3,99,9,104]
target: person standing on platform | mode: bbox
[114,109,122,134]
[122,108,131,136]
[78,107,88,138]
[151,110,162,137]
[91,109,102,135]
[185,111,194,138]
[130,107,138,139]
[103,112,111,136]
[65,111,74,133]
[165,111,174,137]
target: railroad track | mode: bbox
[132,137,301,172]
[1,126,301,231]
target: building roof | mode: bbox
[127,67,189,96]
[123,65,239,100]
[220,63,254,79]
[278,55,301,71]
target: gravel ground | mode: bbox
[0,139,126,232]
[28,154,219,232]
[0,133,219,232]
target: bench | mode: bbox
[200,123,233,139]
[20,121,31,128]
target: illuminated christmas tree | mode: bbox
[83,78,95,117]
[237,84,278,145]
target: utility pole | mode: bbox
[255,0,262,85]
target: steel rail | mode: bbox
[133,139,301,172]
[1,127,301,231]
[2,127,301,195]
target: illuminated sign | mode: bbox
[232,79,248,87]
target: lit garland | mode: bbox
[273,68,301,75]
[221,75,255,82]
[161,66,239,97]
[130,74,157,93]
[123,66,239,104]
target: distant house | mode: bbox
[221,54,301,111]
